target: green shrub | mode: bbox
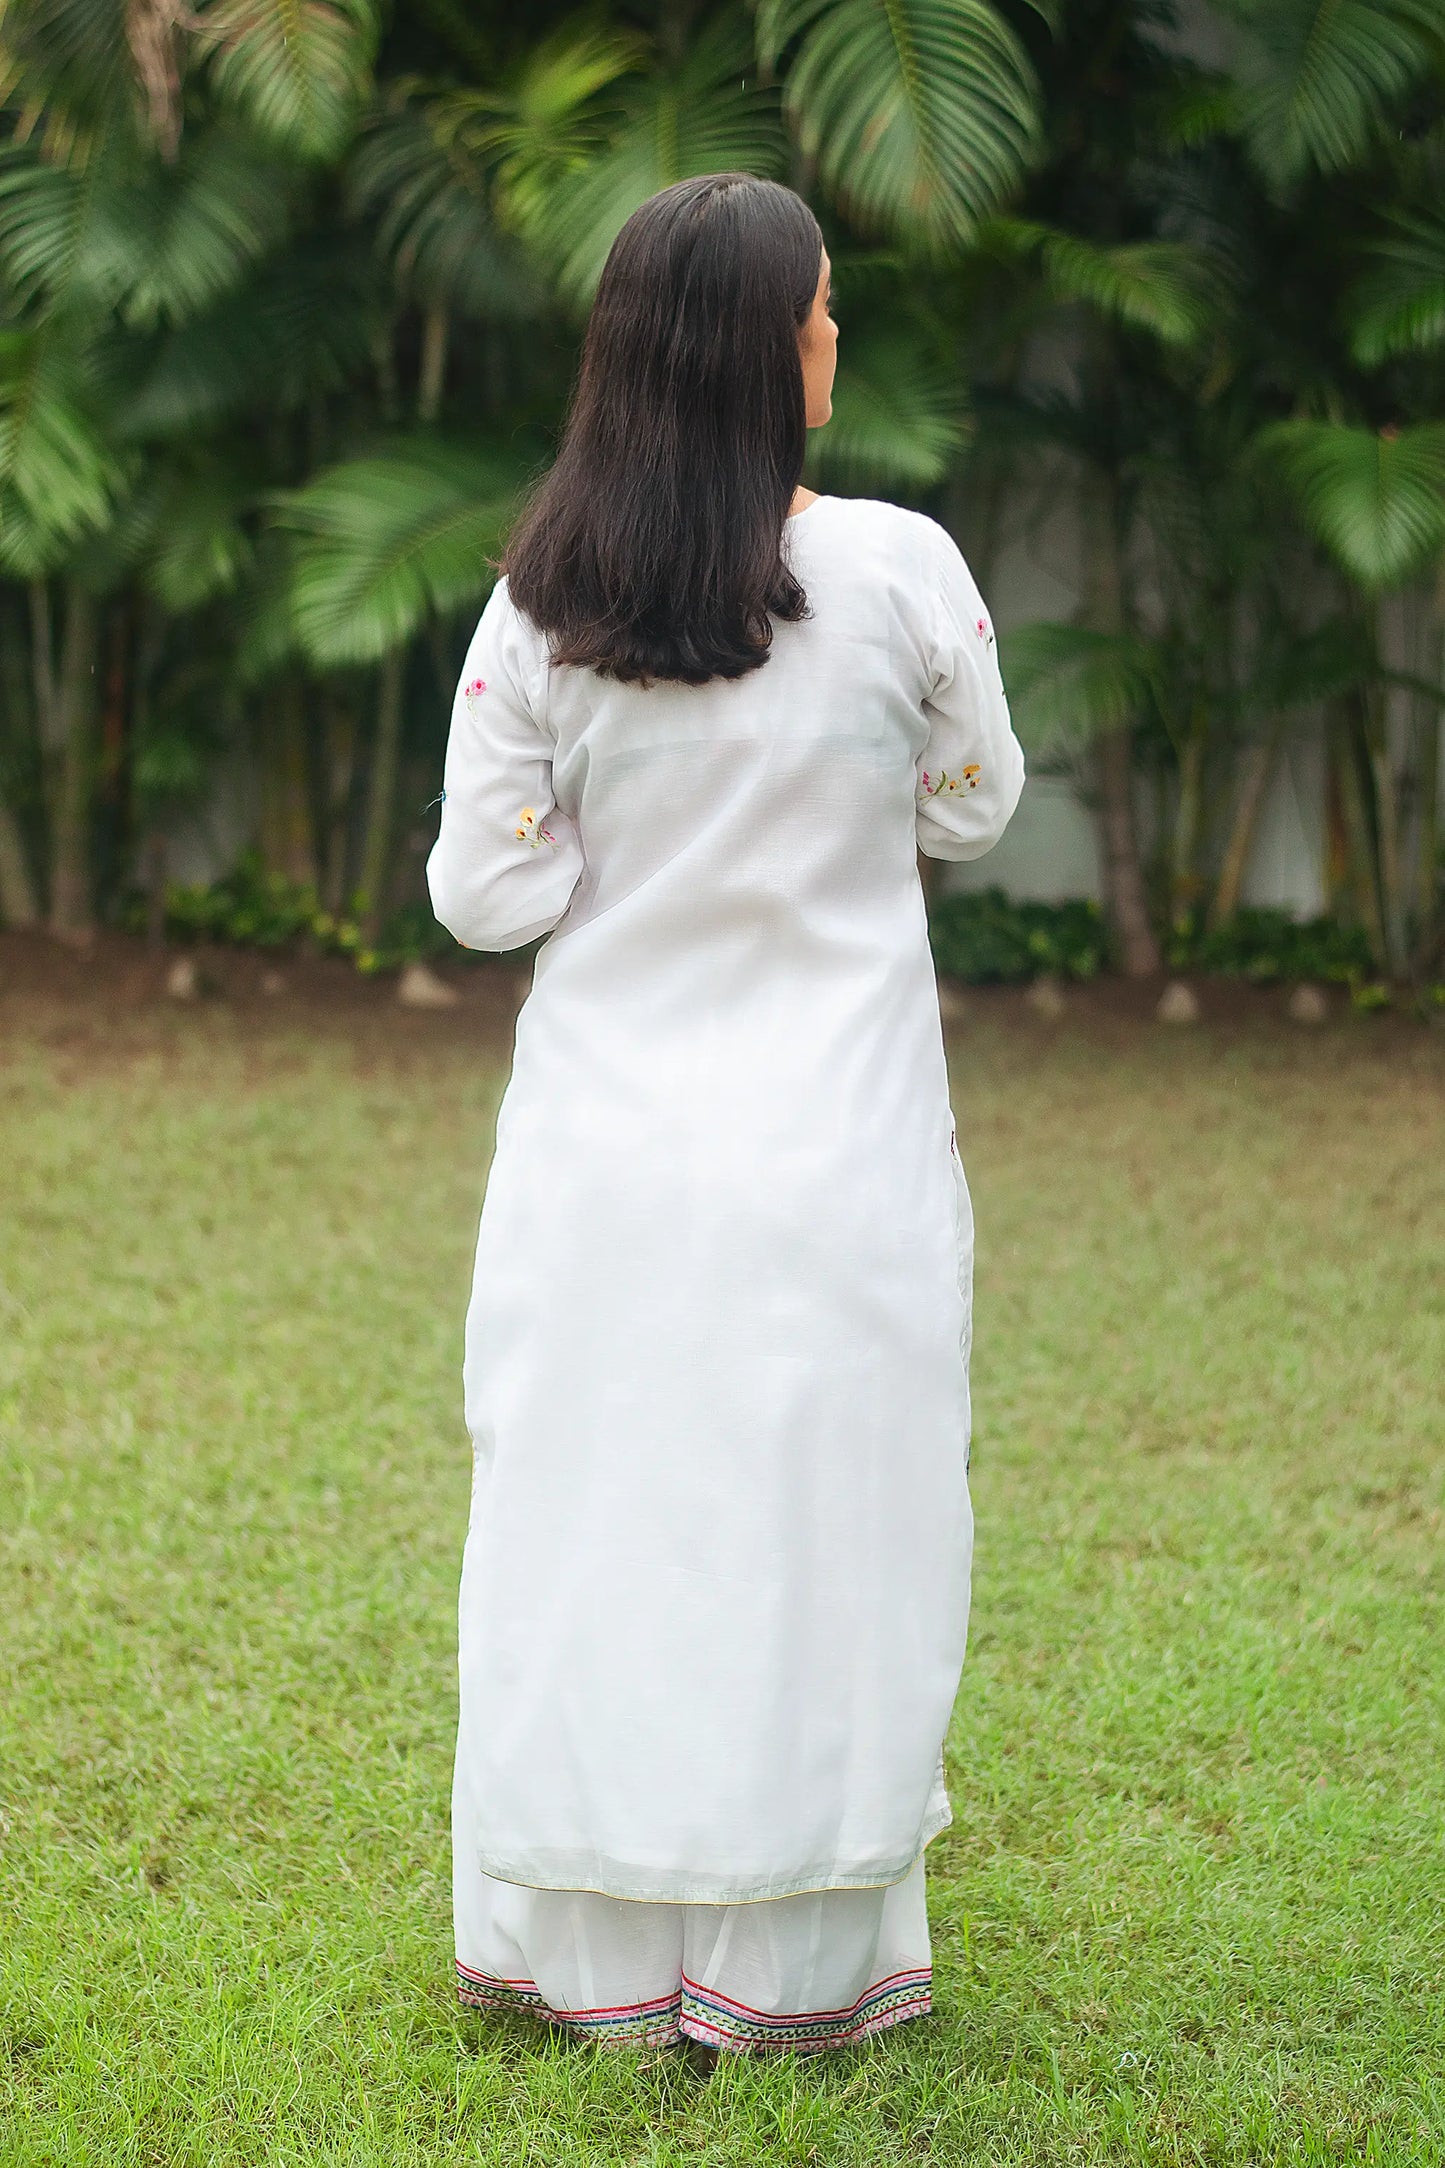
[1167,908,1374,984]
[928,887,1107,983]
[129,866,1392,993]
[160,862,318,948]
[120,854,459,972]
[356,898,458,974]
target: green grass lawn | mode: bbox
[2,977,1442,2166]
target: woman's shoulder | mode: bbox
[808,494,962,571]
[483,571,551,658]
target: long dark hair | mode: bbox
[503,174,824,687]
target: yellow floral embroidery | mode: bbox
[515,806,559,849]
[922,765,981,797]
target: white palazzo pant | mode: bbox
[455,1854,933,2053]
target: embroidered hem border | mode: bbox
[456,1961,932,2054]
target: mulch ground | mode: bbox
[1,927,1437,1079]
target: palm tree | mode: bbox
[1214,0,1445,977]
[950,0,1230,975]
[0,0,383,935]
[2,0,1438,986]
[1000,0,1445,979]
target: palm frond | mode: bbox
[130,716,220,809]
[346,88,546,320]
[806,322,968,491]
[1213,0,1445,189]
[271,435,530,666]
[0,133,131,318]
[351,28,646,317]
[985,220,1221,346]
[1348,207,1445,364]
[235,531,303,680]
[1261,418,1445,588]
[1243,615,1375,717]
[1000,621,1161,751]
[0,125,295,328]
[477,22,648,227]
[111,459,255,609]
[114,237,382,438]
[194,0,379,162]
[514,18,786,307]
[0,324,124,574]
[116,124,297,329]
[758,0,1039,257]
[0,0,137,145]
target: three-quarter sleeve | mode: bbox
[915,528,1026,861]
[427,579,585,953]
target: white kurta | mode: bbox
[429,493,1025,1906]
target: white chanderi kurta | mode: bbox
[429,493,1025,1911]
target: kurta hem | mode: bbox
[469,1798,952,1906]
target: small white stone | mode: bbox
[397,960,458,1010]
[1156,979,1201,1025]
[1026,973,1067,1020]
[164,955,199,1001]
[937,980,969,1026]
[1287,982,1329,1025]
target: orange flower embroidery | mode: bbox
[515,806,558,849]
[922,765,982,797]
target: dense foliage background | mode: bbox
[0,0,1441,979]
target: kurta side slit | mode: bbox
[428,493,1025,2050]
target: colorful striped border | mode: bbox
[456,1961,682,2048]
[680,1967,932,2054]
[455,1959,931,2055]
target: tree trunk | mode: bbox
[28,581,57,745]
[373,314,400,426]
[417,304,450,426]
[1079,469,1160,977]
[658,0,701,67]
[47,586,100,941]
[1169,706,1208,929]
[0,799,39,926]
[1095,723,1161,975]
[1417,706,1441,976]
[358,648,405,944]
[0,588,40,926]
[144,827,168,951]
[321,688,358,914]
[258,679,318,887]
[1210,728,1279,929]
[1412,575,1442,976]
[1358,655,1407,979]
[1332,708,1389,974]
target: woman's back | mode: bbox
[546,495,1010,952]
[430,492,1021,1003]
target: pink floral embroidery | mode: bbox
[464,677,487,700]
[514,806,558,850]
[975,617,994,648]
[922,765,981,797]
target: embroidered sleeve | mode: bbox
[427,583,585,951]
[915,529,1026,863]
